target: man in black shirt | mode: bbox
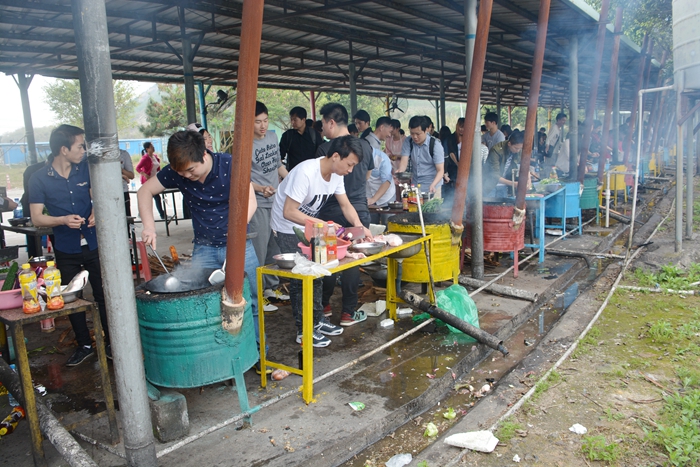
[318,103,375,327]
[279,106,322,171]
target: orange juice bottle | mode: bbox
[19,264,40,314]
[43,261,64,311]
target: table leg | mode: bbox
[34,235,43,256]
[257,267,267,389]
[301,276,314,404]
[171,191,179,226]
[561,190,567,240]
[92,308,119,445]
[387,258,397,321]
[11,324,47,467]
[539,203,545,263]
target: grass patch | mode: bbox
[631,262,700,290]
[648,319,674,342]
[647,389,700,466]
[581,435,620,462]
[496,418,522,443]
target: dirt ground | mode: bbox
[457,178,700,467]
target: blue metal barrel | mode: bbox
[545,181,581,218]
[135,280,258,388]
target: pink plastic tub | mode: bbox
[298,238,350,260]
[0,280,23,310]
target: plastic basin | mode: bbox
[0,280,22,310]
[298,238,350,260]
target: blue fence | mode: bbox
[1,138,167,165]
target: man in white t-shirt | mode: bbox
[271,135,371,348]
[543,112,567,178]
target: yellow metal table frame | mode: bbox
[0,299,119,467]
[257,234,433,404]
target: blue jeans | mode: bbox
[192,240,260,344]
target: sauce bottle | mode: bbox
[326,221,337,261]
[19,264,40,314]
[314,223,327,264]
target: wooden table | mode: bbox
[0,224,52,253]
[257,234,432,404]
[0,299,119,467]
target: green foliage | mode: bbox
[43,79,136,132]
[582,435,620,462]
[496,418,522,443]
[604,407,626,422]
[631,263,700,290]
[648,389,700,466]
[648,319,673,342]
[416,461,430,467]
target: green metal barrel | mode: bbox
[580,177,599,209]
[135,280,258,388]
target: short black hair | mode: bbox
[390,119,401,129]
[289,106,307,120]
[353,109,370,123]
[375,116,392,128]
[306,118,314,129]
[456,118,465,126]
[347,123,358,134]
[326,135,363,162]
[49,124,85,157]
[556,112,568,121]
[508,129,524,145]
[484,112,499,124]
[539,127,547,132]
[593,119,603,128]
[255,101,268,117]
[167,131,207,172]
[320,103,349,126]
[481,124,487,132]
[408,116,428,131]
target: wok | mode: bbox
[144,268,217,294]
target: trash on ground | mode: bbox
[513,454,521,462]
[396,307,413,317]
[423,422,438,437]
[444,430,499,452]
[569,423,587,434]
[385,452,412,467]
[271,369,291,381]
[359,300,386,317]
[348,401,365,411]
[380,319,394,328]
[443,407,456,420]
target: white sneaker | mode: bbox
[262,297,278,312]
[264,288,290,301]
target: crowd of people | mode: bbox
[25,101,630,369]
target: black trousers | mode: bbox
[319,207,371,314]
[54,246,109,347]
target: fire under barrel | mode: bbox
[135,273,258,388]
[388,213,460,283]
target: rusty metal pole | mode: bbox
[513,0,553,214]
[450,0,493,228]
[310,91,316,121]
[225,0,264,304]
[576,0,611,182]
[597,7,623,183]
[622,35,649,165]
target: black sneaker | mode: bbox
[66,346,95,367]
[105,344,113,360]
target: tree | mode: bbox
[43,79,137,132]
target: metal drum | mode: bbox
[388,213,459,283]
[580,177,599,210]
[135,279,258,388]
[466,201,525,253]
[546,181,580,218]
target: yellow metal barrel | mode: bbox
[388,213,459,283]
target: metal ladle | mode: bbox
[147,245,181,292]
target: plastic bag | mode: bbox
[291,253,336,277]
[436,284,480,335]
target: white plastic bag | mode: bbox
[291,253,334,276]
[444,430,499,452]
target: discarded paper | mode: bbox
[569,423,588,434]
[444,431,499,452]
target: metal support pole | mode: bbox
[568,36,579,178]
[463,0,484,279]
[496,84,502,123]
[349,62,357,117]
[435,100,441,130]
[623,35,649,164]
[598,7,623,183]
[225,0,264,303]
[310,91,316,121]
[686,107,695,239]
[440,73,446,129]
[613,76,620,162]
[577,0,611,182]
[71,1,157,466]
[179,7,197,124]
[676,77,684,252]
[16,73,38,165]
[514,0,552,211]
[197,81,208,129]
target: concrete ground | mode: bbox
[0,186,658,467]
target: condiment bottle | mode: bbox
[19,264,40,314]
[326,221,337,261]
[43,261,64,311]
[402,185,409,211]
[313,222,327,264]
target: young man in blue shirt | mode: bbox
[397,116,445,197]
[137,130,261,335]
[29,124,111,367]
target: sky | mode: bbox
[0,74,153,137]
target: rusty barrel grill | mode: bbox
[135,267,258,396]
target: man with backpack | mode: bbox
[279,106,322,172]
[397,116,445,197]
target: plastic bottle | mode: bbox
[6,364,19,407]
[408,185,417,212]
[313,223,327,264]
[12,199,22,218]
[325,221,337,261]
[19,264,40,314]
[402,185,409,211]
[0,406,26,436]
[43,261,63,311]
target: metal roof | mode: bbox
[0,0,651,107]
